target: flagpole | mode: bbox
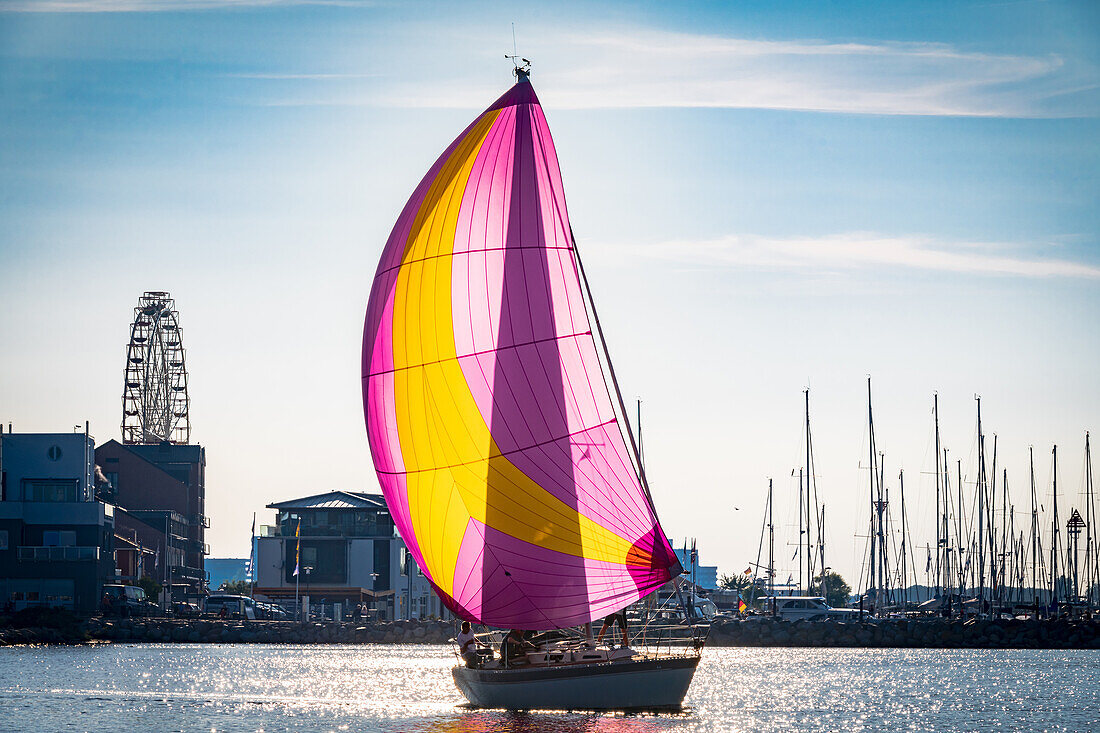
[294,517,301,620]
[248,512,256,598]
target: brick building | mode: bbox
[95,440,208,598]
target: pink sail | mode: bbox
[362,78,681,630]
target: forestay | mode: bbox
[362,78,681,630]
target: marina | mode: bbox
[2,0,1097,728]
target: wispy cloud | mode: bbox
[0,0,362,11]
[376,28,1097,118]
[636,232,1100,279]
[227,72,379,80]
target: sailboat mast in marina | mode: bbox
[361,64,702,710]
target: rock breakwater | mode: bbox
[707,617,1100,649]
[4,615,1098,649]
[85,617,458,645]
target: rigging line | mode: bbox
[527,111,653,530]
[569,226,663,532]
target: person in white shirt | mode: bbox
[456,621,479,668]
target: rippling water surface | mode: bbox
[1,644,1098,732]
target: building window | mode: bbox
[46,445,63,461]
[0,530,7,550]
[42,531,76,547]
[22,480,77,502]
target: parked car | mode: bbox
[205,594,257,620]
[172,601,202,618]
[102,584,154,617]
[759,596,859,621]
[253,602,290,620]
[267,603,290,620]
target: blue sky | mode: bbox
[1,0,1098,590]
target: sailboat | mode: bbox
[361,63,703,710]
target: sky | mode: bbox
[1,0,1098,592]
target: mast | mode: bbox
[934,394,943,597]
[900,469,908,610]
[768,478,775,598]
[1000,467,1008,609]
[957,459,965,597]
[1051,444,1060,611]
[867,377,877,614]
[819,504,827,596]
[976,397,985,616]
[805,388,813,593]
[990,435,998,609]
[943,448,953,598]
[798,467,805,594]
[1086,432,1096,611]
[878,454,888,609]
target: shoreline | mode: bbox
[3,616,1099,649]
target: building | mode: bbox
[95,440,208,598]
[0,429,116,614]
[253,490,449,621]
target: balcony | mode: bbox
[18,546,100,562]
[171,565,206,583]
[277,522,396,539]
[185,539,210,555]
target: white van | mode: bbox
[760,596,858,621]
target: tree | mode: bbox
[718,573,752,594]
[813,571,851,608]
[136,575,162,600]
[221,580,252,596]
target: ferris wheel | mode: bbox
[121,291,190,444]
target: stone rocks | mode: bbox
[78,617,460,646]
[706,616,1100,649]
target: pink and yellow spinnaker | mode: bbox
[362,77,681,630]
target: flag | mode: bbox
[926,548,932,572]
[154,545,160,570]
[738,598,748,613]
[743,567,752,575]
[245,513,256,582]
[292,517,301,577]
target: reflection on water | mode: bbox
[0,644,1097,732]
[416,710,688,733]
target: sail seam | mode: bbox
[376,245,574,282]
[374,418,618,476]
[368,330,593,378]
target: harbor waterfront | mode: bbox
[1,643,1098,732]
[4,615,1099,649]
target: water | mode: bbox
[1,644,1098,732]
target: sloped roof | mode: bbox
[267,491,387,511]
[96,439,189,490]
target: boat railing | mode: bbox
[450,616,705,670]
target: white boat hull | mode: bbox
[452,655,700,711]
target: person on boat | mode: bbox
[500,628,534,668]
[596,610,629,648]
[456,621,481,668]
